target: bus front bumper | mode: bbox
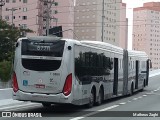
[12,90,72,104]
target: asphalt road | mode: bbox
[1,74,160,120]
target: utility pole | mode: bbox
[7,8,18,30]
[0,0,5,20]
[42,0,58,36]
[101,0,105,42]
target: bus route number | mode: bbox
[37,46,50,51]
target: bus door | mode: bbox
[113,58,118,95]
[146,59,149,86]
[135,60,139,89]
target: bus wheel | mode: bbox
[86,89,95,108]
[96,88,103,106]
[42,102,51,107]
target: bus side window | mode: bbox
[109,58,113,70]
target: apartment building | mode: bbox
[0,0,5,19]
[74,0,127,48]
[2,0,74,38]
[133,2,160,69]
[49,0,74,38]
[0,6,2,19]
[119,2,128,49]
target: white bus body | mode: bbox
[12,36,150,107]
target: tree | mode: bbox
[0,20,33,82]
[0,19,33,61]
[0,61,11,82]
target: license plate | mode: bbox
[35,84,45,89]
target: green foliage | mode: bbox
[0,61,12,82]
[0,19,33,61]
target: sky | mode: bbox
[122,0,160,49]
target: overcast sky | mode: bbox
[122,0,160,49]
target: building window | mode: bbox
[6,0,9,3]
[12,0,16,3]
[43,18,46,21]
[6,8,9,11]
[5,16,9,21]
[23,0,27,3]
[21,24,27,29]
[22,16,27,20]
[23,8,27,12]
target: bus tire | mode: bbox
[86,88,95,108]
[96,87,104,106]
[42,102,51,107]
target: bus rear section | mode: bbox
[12,37,74,104]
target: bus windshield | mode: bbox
[21,39,65,57]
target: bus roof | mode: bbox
[128,50,148,58]
[80,40,123,52]
[17,36,62,42]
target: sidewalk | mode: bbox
[0,99,24,107]
[149,69,160,77]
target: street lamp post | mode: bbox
[7,8,18,30]
[101,0,105,42]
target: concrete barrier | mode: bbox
[0,88,12,100]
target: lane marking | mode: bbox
[154,88,160,92]
[98,105,119,111]
[138,96,142,99]
[143,95,147,97]
[146,93,160,96]
[133,98,138,100]
[70,105,119,120]
[70,117,85,120]
[154,90,158,92]
[119,102,126,105]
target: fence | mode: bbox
[0,80,12,89]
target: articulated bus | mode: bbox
[12,36,150,107]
